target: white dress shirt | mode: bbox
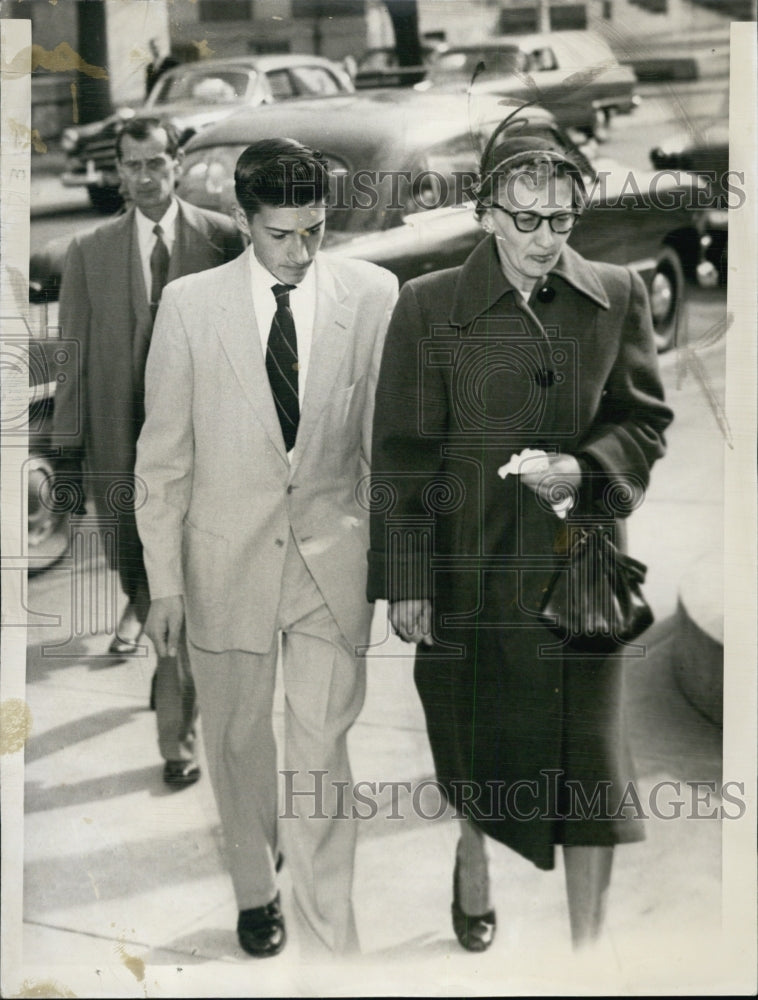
[249,249,316,406]
[135,199,179,301]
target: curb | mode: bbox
[623,51,729,82]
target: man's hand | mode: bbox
[145,595,185,658]
[520,452,582,504]
[389,599,433,646]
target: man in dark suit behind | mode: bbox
[145,38,179,97]
[53,117,244,789]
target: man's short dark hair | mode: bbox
[235,138,330,216]
[115,118,181,161]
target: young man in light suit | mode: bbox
[135,140,398,957]
[53,118,244,789]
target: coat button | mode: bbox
[287,485,294,494]
[275,538,284,547]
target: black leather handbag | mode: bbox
[539,523,654,654]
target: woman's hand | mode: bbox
[389,599,433,646]
[519,452,582,504]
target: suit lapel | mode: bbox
[213,250,288,463]
[167,199,218,281]
[290,257,353,470]
[127,218,151,327]
[171,199,225,280]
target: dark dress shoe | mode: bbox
[108,603,144,655]
[163,760,201,789]
[451,856,496,952]
[237,893,286,958]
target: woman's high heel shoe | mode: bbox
[451,856,497,952]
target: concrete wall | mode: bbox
[105,0,171,105]
[167,0,367,61]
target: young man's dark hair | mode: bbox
[234,138,331,215]
[115,117,182,160]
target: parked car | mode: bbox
[60,54,354,213]
[353,44,441,88]
[650,121,729,284]
[416,31,640,140]
[14,320,78,572]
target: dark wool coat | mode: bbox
[368,236,674,870]
[53,199,244,601]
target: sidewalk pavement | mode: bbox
[8,326,743,997]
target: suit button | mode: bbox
[275,538,285,547]
[287,485,294,495]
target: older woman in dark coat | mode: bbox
[367,118,674,950]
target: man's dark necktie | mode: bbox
[136,224,170,426]
[149,223,170,319]
[266,283,299,451]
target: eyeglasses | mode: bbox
[491,204,580,234]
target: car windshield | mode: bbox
[149,68,252,105]
[429,48,526,77]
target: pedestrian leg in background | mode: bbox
[156,626,200,788]
[123,564,200,788]
[109,539,150,655]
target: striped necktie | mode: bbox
[266,283,299,451]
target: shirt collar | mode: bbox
[135,197,179,240]
[450,236,610,326]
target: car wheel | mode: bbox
[650,246,684,353]
[27,454,72,574]
[87,185,123,214]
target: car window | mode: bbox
[403,133,481,216]
[549,33,617,69]
[265,69,297,100]
[431,48,526,77]
[150,69,251,105]
[358,50,397,71]
[289,65,343,96]
[528,47,558,72]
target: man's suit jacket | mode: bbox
[53,198,244,571]
[134,248,399,654]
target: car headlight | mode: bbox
[60,128,79,152]
[178,145,246,211]
[705,208,728,229]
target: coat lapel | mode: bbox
[290,257,353,470]
[170,199,225,280]
[212,250,289,463]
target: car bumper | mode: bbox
[61,162,118,189]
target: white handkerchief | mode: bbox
[497,448,575,519]
[497,448,550,480]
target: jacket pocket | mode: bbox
[182,519,230,613]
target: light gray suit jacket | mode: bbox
[135,247,398,653]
